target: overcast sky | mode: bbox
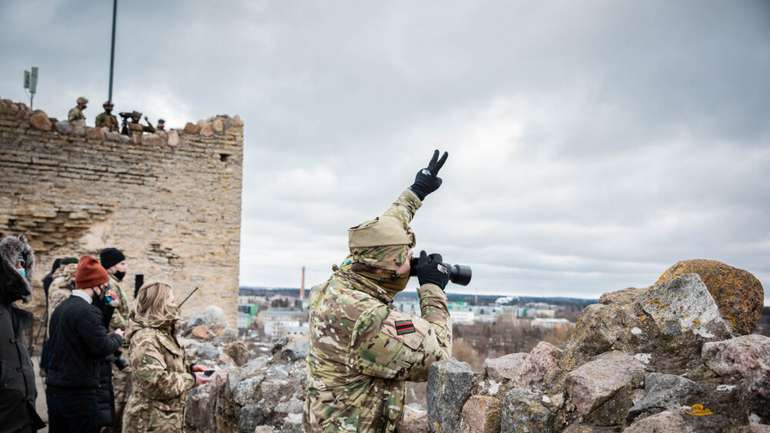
[2,1,769,300]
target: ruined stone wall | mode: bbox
[0,98,243,324]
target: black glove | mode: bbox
[411,250,449,290]
[409,149,449,200]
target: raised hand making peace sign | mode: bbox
[409,149,449,200]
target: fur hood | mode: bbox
[0,234,35,304]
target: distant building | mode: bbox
[495,296,519,305]
[450,310,475,324]
[260,308,308,337]
[531,318,571,329]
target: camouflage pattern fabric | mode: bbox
[48,263,78,314]
[108,274,132,333]
[304,190,452,433]
[95,111,119,131]
[108,274,133,433]
[347,189,420,272]
[123,313,195,433]
[67,107,86,125]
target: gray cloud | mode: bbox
[2,0,769,300]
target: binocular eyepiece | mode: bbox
[410,257,472,286]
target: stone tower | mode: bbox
[0,98,243,325]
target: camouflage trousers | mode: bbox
[111,363,132,433]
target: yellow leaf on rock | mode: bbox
[687,404,713,416]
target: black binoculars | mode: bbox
[410,257,472,286]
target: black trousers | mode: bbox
[46,387,100,433]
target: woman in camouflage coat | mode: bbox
[123,282,208,433]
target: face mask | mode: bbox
[16,267,27,280]
[379,272,410,295]
[114,271,126,282]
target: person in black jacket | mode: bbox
[45,256,123,433]
[0,234,45,433]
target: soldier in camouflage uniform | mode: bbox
[68,96,88,128]
[99,247,133,433]
[123,282,209,433]
[48,261,78,313]
[95,101,120,132]
[305,150,453,433]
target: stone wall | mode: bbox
[0,98,243,324]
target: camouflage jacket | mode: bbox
[304,190,452,433]
[48,263,78,314]
[95,112,119,131]
[67,106,85,122]
[108,273,132,335]
[123,314,195,433]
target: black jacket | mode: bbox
[45,295,122,389]
[0,239,44,433]
[0,302,45,433]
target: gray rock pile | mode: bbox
[178,307,307,433]
[427,271,769,433]
[179,264,766,433]
[185,353,307,433]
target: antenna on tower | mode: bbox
[23,67,38,110]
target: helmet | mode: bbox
[76,97,89,105]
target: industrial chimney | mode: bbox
[300,266,306,301]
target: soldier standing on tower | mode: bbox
[67,97,88,128]
[95,101,119,132]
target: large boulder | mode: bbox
[55,120,72,134]
[29,110,52,130]
[559,300,647,371]
[519,341,562,387]
[484,353,528,382]
[486,342,562,391]
[500,388,553,433]
[702,334,770,397]
[627,373,701,420]
[623,410,693,433]
[183,122,201,134]
[656,259,764,334]
[639,274,730,340]
[564,351,645,425]
[428,359,475,433]
[459,395,501,433]
[224,341,249,367]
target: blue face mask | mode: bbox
[16,267,27,280]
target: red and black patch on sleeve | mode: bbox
[394,320,416,335]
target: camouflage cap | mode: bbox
[76,96,88,105]
[348,216,415,271]
[348,216,415,249]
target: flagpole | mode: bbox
[108,0,118,103]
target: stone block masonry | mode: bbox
[0,98,243,325]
